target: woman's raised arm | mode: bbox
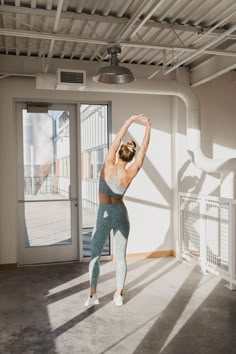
[127,116,151,177]
[105,114,144,164]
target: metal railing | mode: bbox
[24,176,69,196]
[82,179,99,211]
[179,193,236,289]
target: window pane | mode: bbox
[23,110,70,200]
[81,104,110,257]
[24,201,71,247]
[22,110,72,247]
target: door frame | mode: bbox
[15,99,113,265]
[78,101,113,262]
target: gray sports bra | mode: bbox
[99,165,129,198]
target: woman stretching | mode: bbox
[85,114,151,307]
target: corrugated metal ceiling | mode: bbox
[0,0,236,78]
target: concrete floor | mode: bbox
[0,257,236,354]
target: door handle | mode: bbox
[70,197,78,202]
[69,185,78,203]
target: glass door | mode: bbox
[80,104,112,261]
[16,103,78,265]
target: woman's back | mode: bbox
[99,163,132,204]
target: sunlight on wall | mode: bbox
[213,143,236,159]
[127,169,169,206]
[153,129,172,189]
[129,124,172,190]
[126,201,171,252]
[122,123,173,253]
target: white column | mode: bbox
[220,171,235,199]
[172,68,190,259]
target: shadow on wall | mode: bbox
[125,132,209,251]
[178,160,206,194]
[125,196,169,210]
[178,159,221,196]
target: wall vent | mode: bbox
[56,69,86,90]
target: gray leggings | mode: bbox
[89,202,130,289]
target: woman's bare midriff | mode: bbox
[99,192,123,204]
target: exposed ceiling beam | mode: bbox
[1,27,236,58]
[76,0,86,14]
[117,0,133,17]
[44,0,64,72]
[128,0,167,39]
[53,1,64,31]
[165,11,236,75]
[191,44,236,87]
[31,0,36,9]
[46,0,53,10]
[0,4,235,39]
[121,41,236,58]
[115,0,154,41]
[148,8,236,78]
[100,0,154,60]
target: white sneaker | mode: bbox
[84,294,100,307]
[113,293,123,306]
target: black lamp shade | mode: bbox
[93,47,136,84]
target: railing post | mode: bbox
[225,202,236,290]
[178,194,183,261]
[200,197,208,274]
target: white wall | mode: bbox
[177,72,236,197]
[0,76,173,264]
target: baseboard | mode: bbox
[0,263,17,270]
[113,250,175,260]
[0,252,177,267]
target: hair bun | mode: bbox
[118,140,136,162]
[127,145,135,152]
[126,140,136,152]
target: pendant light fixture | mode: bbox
[93,46,135,84]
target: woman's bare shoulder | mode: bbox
[101,161,115,179]
[126,163,139,179]
[104,160,115,170]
